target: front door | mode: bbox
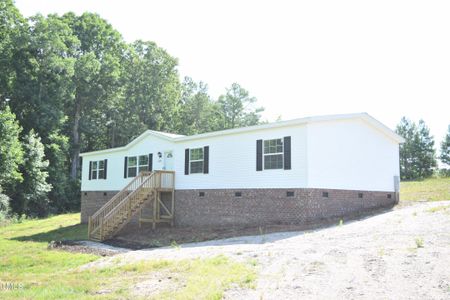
[163,151,174,170]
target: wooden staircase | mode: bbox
[88,171,175,241]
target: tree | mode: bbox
[61,12,126,178]
[0,105,23,190]
[415,120,437,178]
[218,83,264,129]
[440,125,450,166]
[0,186,10,221]
[7,13,80,213]
[0,0,26,102]
[396,117,436,180]
[119,40,181,140]
[178,77,221,135]
[12,130,51,216]
[45,132,79,213]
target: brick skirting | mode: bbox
[80,188,398,226]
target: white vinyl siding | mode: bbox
[80,117,400,192]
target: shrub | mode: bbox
[0,192,11,222]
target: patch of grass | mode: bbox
[415,237,424,248]
[170,240,180,249]
[248,258,258,267]
[0,214,256,299]
[153,255,256,299]
[0,213,100,299]
[401,177,450,201]
[426,205,450,213]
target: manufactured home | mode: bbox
[80,113,404,241]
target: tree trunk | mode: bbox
[110,121,116,148]
[70,100,81,179]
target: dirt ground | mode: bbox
[107,207,393,249]
[82,201,450,299]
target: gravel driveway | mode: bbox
[84,201,450,299]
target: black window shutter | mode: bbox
[88,161,92,180]
[104,159,108,179]
[124,156,128,178]
[256,140,263,171]
[148,153,153,171]
[185,149,189,175]
[284,136,291,170]
[203,146,209,174]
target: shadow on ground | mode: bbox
[11,223,88,243]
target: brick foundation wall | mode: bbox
[81,188,397,226]
[80,191,119,223]
[80,191,173,224]
[173,188,397,227]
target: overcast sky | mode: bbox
[15,0,450,145]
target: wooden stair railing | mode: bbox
[88,171,156,241]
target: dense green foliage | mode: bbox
[13,130,52,217]
[218,83,264,129]
[0,0,264,217]
[396,117,437,180]
[0,105,23,189]
[440,125,450,166]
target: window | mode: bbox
[286,191,295,197]
[235,191,242,197]
[127,156,137,177]
[190,148,204,174]
[358,193,363,199]
[263,138,283,169]
[90,160,105,180]
[199,192,205,197]
[138,155,149,173]
[127,155,149,177]
[98,160,105,179]
[387,194,392,199]
[322,191,329,198]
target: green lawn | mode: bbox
[400,177,450,201]
[0,214,256,299]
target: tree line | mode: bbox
[396,118,450,180]
[0,0,263,219]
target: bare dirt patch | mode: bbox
[106,206,392,250]
[48,240,128,256]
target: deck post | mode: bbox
[139,207,142,228]
[171,173,175,227]
[152,191,157,230]
[88,216,91,239]
[99,216,103,240]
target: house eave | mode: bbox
[79,112,404,157]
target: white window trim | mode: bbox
[189,148,204,174]
[263,138,284,170]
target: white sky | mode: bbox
[15,0,450,146]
